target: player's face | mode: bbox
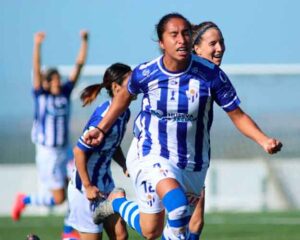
[194,28,225,66]
[159,18,192,64]
[49,73,61,94]
[112,72,132,97]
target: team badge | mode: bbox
[186,79,199,102]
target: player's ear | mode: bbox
[193,44,201,55]
[111,82,121,96]
[159,40,165,51]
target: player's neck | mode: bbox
[162,55,190,73]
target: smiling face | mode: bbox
[194,27,225,66]
[159,17,192,69]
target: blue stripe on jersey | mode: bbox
[194,93,211,171]
[157,81,169,159]
[75,170,82,191]
[91,153,106,186]
[176,77,189,169]
[53,114,57,146]
[102,170,113,187]
[142,95,152,157]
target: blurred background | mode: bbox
[1,0,300,218]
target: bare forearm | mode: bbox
[98,88,132,132]
[32,43,42,88]
[76,38,88,65]
[228,108,269,147]
[69,32,88,82]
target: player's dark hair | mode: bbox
[192,21,223,51]
[45,68,60,82]
[80,63,131,107]
[156,12,192,41]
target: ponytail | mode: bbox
[80,83,104,107]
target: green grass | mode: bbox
[1,211,300,240]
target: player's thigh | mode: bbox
[182,169,207,209]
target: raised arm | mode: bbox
[227,107,282,154]
[69,30,89,84]
[32,32,46,90]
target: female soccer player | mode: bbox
[12,30,88,239]
[186,21,226,239]
[86,13,282,240]
[68,63,131,240]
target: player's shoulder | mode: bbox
[132,56,161,79]
[94,100,111,114]
[191,54,221,80]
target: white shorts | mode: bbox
[67,183,103,233]
[126,138,208,214]
[35,144,68,190]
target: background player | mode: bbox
[68,63,131,240]
[12,30,89,240]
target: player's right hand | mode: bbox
[85,185,101,201]
[83,128,104,147]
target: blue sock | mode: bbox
[23,196,31,205]
[25,194,55,207]
[162,187,190,239]
[63,225,74,234]
[112,197,143,236]
[188,232,200,239]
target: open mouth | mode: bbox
[213,53,223,59]
[177,47,189,56]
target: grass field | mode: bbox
[1,211,300,240]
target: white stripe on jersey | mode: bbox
[166,77,180,161]
[221,96,239,109]
[56,116,64,146]
[185,79,201,171]
[45,116,54,146]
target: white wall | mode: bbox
[2,159,299,216]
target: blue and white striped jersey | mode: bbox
[128,54,240,171]
[31,81,74,147]
[73,100,130,191]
